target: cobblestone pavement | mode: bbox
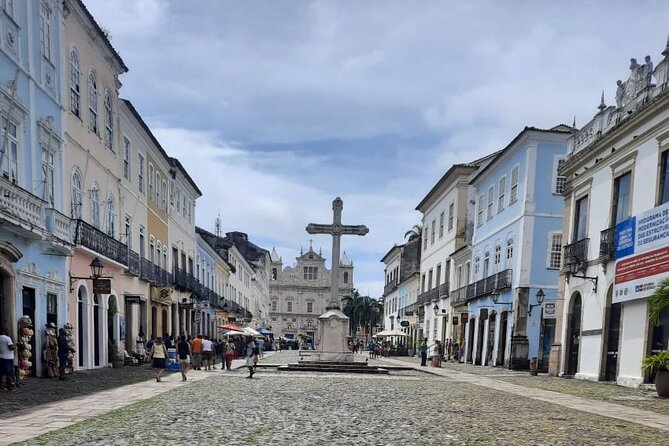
[386,355,667,416]
[13,351,668,446]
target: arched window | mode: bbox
[149,236,155,263]
[106,194,115,237]
[156,172,161,206]
[148,164,154,200]
[90,183,100,228]
[88,69,98,133]
[161,179,167,211]
[343,271,349,284]
[506,239,514,268]
[71,169,83,219]
[104,90,113,150]
[483,251,490,277]
[163,247,167,269]
[69,48,80,117]
[494,245,501,271]
[474,257,480,278]
[271,268,277,280]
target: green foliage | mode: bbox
[342,289,383,340]
[648,278,669,326]
[108,340,120,365]
[404,224,422,242]
[642,350,669,374]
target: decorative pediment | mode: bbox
[0,240,22,263]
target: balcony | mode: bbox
[44,208,75,245]
[466,269,512,301]
[438,281,450,298]
[140,258,154,283]
[0,177,46,235]
[174,268,199,293]
[417,287,439,305]
[126,250,140,276]
[563,238,589,271]
[383,279,398,296]
[75,219,128,266]
[599,228,616,261]
[450,285,468,306]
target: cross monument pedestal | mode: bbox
[306,197,368,363]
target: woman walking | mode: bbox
[177,335,191,381]
[150,336,168,382]
[225,340,235,371]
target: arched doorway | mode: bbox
[161,308,168,338]
[497,311,508,366]
[77,286,88,368]
[151,305,157,338]
[601,286,621,381]
[466,316,475,363]
[93,295,101,367]
[487,312,497,366]
[475,313,486,365]
[566,292,582,376]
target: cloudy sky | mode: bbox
[87,0,669,297]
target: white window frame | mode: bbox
[494,245,501,272]
[156,172,161,207]
[69,48,81,117]
[71,169,83,219]
[104,90,113,150]
[106,195,116,237]
[430,220,435,244]
[148,164,154,200]
[553,156,566,195]
[41,145,55,205]
[39,1,52,61]
[125,214,132,249]
[439,211,444,238]
[448,203,454,231]
[547,232,563,269]
[88,70,98,134]
[90,183,100,228]
[498,176,506,212]
[161,179,167,210]
[510,165,519,204]
[477,194,484,227]
[487,186,494,220]
[138,153,145,193]
[506,239,514,268]
[123,136,131,180]
[1,115,19,182]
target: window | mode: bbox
[474,257,480,278]
[465,261,471,285]
[483,252,490,277]
[88,70,98,133]
[573,195,589,241]
[423,231,428,250]
[39,2,51,60]
[71,170,83,219]
[156,172,161,207]
[510,165,519,204]
[161,179,167,210]
[271,301,277,312]
[123,137,131,180]
[421,273,426,293]
[69,49,81,117]
[435,264,442,288]
[41,147,54,204]
[611,172,632,225]
[487,186,494,220]
[506,239,514,266]
[498,176,506,212]
[307,302,313,313]
[106,196,115,237]
[138,154,145,192]
[456,265,463,288]
[554,158,566,194]
[125,215,132,249]
[104,91,113,150]
[148,164,154,199]
[660,150,669,205]
[271,268,277,280]
[548,233,563,269]
[90,184,100,228]
[163,248,167,270]
[477,194,484,226]
[428,268,433,290]
[46,293,57,325]
[287,302,293,312]
[431,220,436,244]
[176,188,181,213]
[156,241,162,266]
[448,203,454,231]
[494,245,501,271]
[343,272,349,284]
[439,212,444,238]
[303,266,318,280]
[1,116,18,181]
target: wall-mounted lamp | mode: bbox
[69,256,107,291]
[528,289,545,317]
[568,262,598,292]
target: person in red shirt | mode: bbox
[191,335,203,371]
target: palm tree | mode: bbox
[342,290,383,342]
[404,224,422,242]
[649,277,669,326]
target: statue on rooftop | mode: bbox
[615,80,626,108]
[641,55,654,87]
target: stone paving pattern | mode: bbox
[10,351,667,446]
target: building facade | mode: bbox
[553,39,669,387]
[465,126,570,370]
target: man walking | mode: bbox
[419,338,428,367]
[191,334,203,371]
[202,336,213,371]
[0,328,15,391]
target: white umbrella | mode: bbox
[243,327,263,337]
[374,329,408,338]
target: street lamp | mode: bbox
[433,304,439,312]
[89,257,104,279]
[528,289,545,317]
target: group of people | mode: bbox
[418,338,457,367]
[143,333,264,382]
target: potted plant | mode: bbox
[645,278,669,397]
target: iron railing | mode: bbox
[438,281,450,299]
[383,279,398,296]
[417,287,439,305]
[563,238,589,270]
[465,269,512,300]
[450,285,468,306]
[126,250,140,276]
[75,219,128,266]
[599,227,616,261]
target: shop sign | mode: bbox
[543,302,556,319]
[400,320,410,327]
[93,279,111,294]
[614,201,669,303]
[153,287,173,304]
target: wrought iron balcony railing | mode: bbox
[438,281,450,298]
[563,238,589,271]
[75,219,128,266]
[599,227,616,261]
[466,269,512,301]
[126,250,140,276]
[417,287,439,305]
[450,285,468,306]
[383,279,398,296]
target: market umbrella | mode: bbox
[258,328,273,335]
[373,329,408,338]
[222,330,244,337]
[217,323,244,332]
[243,327,263,337]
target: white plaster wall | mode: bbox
[617,299,647,387]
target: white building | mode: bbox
[554,37,669,387]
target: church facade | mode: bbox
[269,246,354,345]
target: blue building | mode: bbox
[464,125,570,370]
[0,0,70,377]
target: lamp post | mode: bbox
[69,256,106,291]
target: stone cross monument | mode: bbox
[306,197,369,309]
[306,197,369,362]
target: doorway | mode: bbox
[566,293,582,376]
[77,286,87,368]
[93,295,101,367]
[466,317,475,363]
[487,313,496,366]
[151,305,157,338]
[497,311,508,366]
[162,308,168,338]
[22,288,36,377]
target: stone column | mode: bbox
[471,317,479,365]
[481,317,490,366]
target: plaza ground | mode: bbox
[1,351,668,445]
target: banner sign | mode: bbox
[543,302,556,319]
[614,201,669,303]
[153,287,173,304]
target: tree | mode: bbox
[342,290,383,343]
[649,277,669,326]
[404,224,422,242]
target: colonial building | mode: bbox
[553,36,669,387]
[414,154,495,348]
[0,0,69,377]
[269,245,354,343]
[466,126,570,369]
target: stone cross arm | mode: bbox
[306,223,369,236]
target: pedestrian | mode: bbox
[225,340,235,371]
[202,335,213,371]
[246,348,255,378]
[177,335,191,381]
[257,337,265,358]
[430,340,442,367]
[191,334,203,370]
[0,328,15,391]
[419,338,427,367]
[246,336,258,367]
[57,328,73,380]
[149,336,168,382]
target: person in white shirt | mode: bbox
[202,336,213,371]
[0,328,16,391]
